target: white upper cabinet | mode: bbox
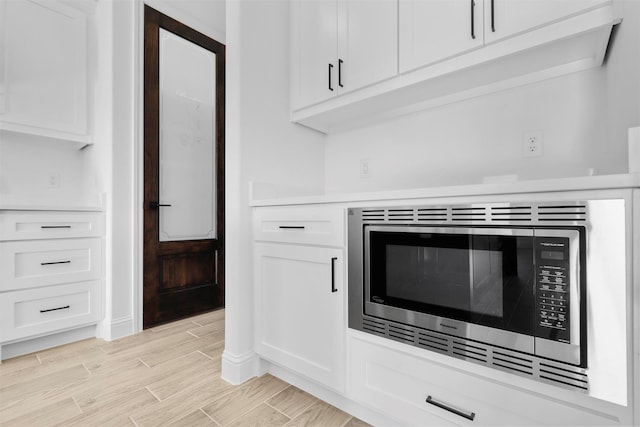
[338,0,398,94]
[400,0,612,74]
[291,0,617,133]
[291,0,398,111]
[486,0,612,43]
[291,0,339,108]
[0,0,92,145]
[400,0,484,73]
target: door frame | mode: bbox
[132,2,225,332]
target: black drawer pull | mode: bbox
[328,63,334,91]
[278,226,305,230]
[41,260,72,266]
[40,305,70,313]
[426,396,475,421]
[491,0,495,32]
[331,257,338,293]
[470,0,476,39]
[41,225,72,229]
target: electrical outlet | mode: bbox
[47,173,60,188]
[522,131,543,158]
[360,159,370,178]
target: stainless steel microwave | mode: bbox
[348,201,600,392]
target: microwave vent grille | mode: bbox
[359,202,587,225]
[451,207,487,222]
[452,341,489,363]
[387,324,416,344]
[362,318,387,337]
[361,209,386,222]
[491,350,534,376]
[417,208,448,223]
[386,209,415,222]
[360,316,588,393]
[489,206,533,222]
[536,204,587,222]
[417,330,449,354]
[538,363,589,391]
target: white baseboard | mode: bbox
[0,325,98,361]
[99,316,134,341]
[265,361,403,427]
[221,349,259,385]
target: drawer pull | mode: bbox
[278,226,305,230]
[41,225,72,229]
[41,260,72,266]
[470,0,476,39]
[331,257,338,293]
[426,396,475,421]
[40,305,70,313]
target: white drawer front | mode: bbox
[0,239,101,291]
[0,211,104,241]
[0,280,102,342]
[349,333,623,426]
[254,207,344,247]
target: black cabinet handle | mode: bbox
[331,257,338,293]
[278,226,305,230]
[41,260,71,266]
[426,396,475,421]
[149,202,172,209]
[328,63,334,91]
[470,0,476,39]
[41,225,72,229]
[40,305,70,313]
[491,0,495,32]
[338,59,344,87]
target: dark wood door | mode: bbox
[143,6,225,328]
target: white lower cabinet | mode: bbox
[0,210,104,360]
[348,331,626,426]
[0,280,101,343]
[254,242,345,392]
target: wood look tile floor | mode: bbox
[0,310,370,427]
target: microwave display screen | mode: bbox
[541,250,564,261]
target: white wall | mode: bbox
[0,134,89,203]
[324,0,640,194]
[222,0,325,383]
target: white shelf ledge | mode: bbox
[292,6,619,134]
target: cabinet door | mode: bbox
[485,0,611,43]
[400,0,484,73]
[291,0,338,110]
[0,0,88,137]
[338,0,398,93]
[255,243,345,392]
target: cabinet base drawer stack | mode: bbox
[0,210,104,361]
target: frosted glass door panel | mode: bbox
[159,29,216,242]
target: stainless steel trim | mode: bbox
[349,198,629,397]
[365,225,535,237]
[365,301,535,354]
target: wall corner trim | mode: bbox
[221,349,259,385]
[102,316,134,341]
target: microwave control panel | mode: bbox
[535,237,571,344]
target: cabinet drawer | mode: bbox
[0,280,102,343]
[348,332,621,426]
[0,239,101,291]
[254,207,344,247]
[0,211,104,241]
